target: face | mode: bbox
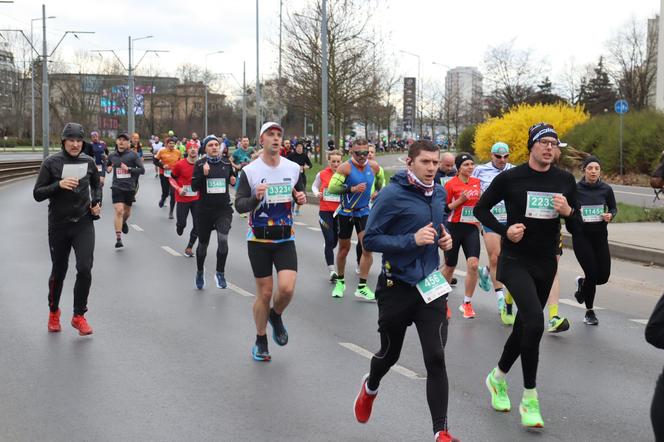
[155,136,160,142]
[531,137,557,166]
[205,140,220,157]
[440,154,455,173]
[584,162,601,182]
[368,146,376,160]
[492,152,509,169]
[351,143,369,165]
[91,133,99,142]
[167,140,175,150]
[191,132,198,140]
[117,137,129,150]
[63,138,83,156]
[261,129,283,154]
[241,137,250,149]
[296,143,303,154]
[188,145,199,158]
[328,155,342,173]
[408,150,439,185]
[458,159,475,177]
[283,139,291,150]
[131,133,140,144]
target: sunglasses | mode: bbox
[493,154,509,159]
[353,150,369,156]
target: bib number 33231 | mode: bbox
[266,182,292,204]
[416,270,452,304]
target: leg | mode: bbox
[71,218,95,316]
[196,211,214,272]
[253,276,274,335]
[358,230,373,279]
[441,223,462,283]
[272,241,298,314]
[47,224,73,313]
[460,225,481,299]
[169,186,176,214]
[318,211,337,267]
[188,201,199,248]
[464,257,479,298]
[159,174,169,203]
[652,371,664,442]
[484,232,504,290]
[595,230,611,287]
[336,215,354,277]
[356,241,362,267]
[175,201,189,235]
[113,202,125,236]
[213,212,233,273]
[573,234,599,309]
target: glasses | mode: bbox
[353,150,369,156]
[493,154,509,159]
[537,139,559,148]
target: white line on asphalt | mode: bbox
[161,246,182,257]
[307,226,321,231]
[293,221,307,226]
[227,282,255,297]
[130,224,144,232]
[339,342,425,380]
[559,298,605,310]
[630,319,648,325]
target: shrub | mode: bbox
[457,124,476,154]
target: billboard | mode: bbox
[403,77,416,133]
[100,85,156,116]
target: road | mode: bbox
[0,167,662,441]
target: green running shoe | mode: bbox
[519,397,544,428]
[547,316,570,333]
[478,265,491,292]
[354,285,375,301]
[332,279,345,298]
[485,368,511,412]
[500,306,515,326]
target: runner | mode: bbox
[442,153,482,319]
[435,151,457,286]
[475,122,580,428]
[279,138,292,158]
[472,142,515,325]
[130,132,144,158]
[169,141,201,257]
[287,141,312,216]
[646,293,664,441]
[89,131,108,185]
[354,140,459,442]
[235,122,306,362]
[154,136,182,219]
[190,135,236,289]
[572,155,617,325]
[151,135,163,177]
[33,122,102,335]
[106,132,145,248]
[354,143,385,273]
[327,138,382,300]
[311,150,343,282]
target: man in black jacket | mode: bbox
[33,122,102,336]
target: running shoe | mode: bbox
[184,247,194,258]
[459,302,476,319]
[176,225,184,236]
[215,272,227,289]
[497,296,506,314]
[485,368,511,411]
[435,430,460,442]
[268,309,288,346]
[450,277,457,287]
[500,307,515,326]
[71,315,93,336]
[332,279,345,298]
[329,271,338,283]
[355,285,375,301]
[122,222,129,234]
[168,211,174,220]
[158,198,165,208]
[574,276,585,304]
[354,373,377,423]
[48,309,61,332]
[446,303,451,321]
[584,309,599,326]
[478,265,491,292]
[252,341,271,362]
[519,397,544,428]
[115,238,124,248]
[195,270,205,290]
[547,316,570,333]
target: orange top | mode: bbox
[444,176,481,225]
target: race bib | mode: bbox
[322,188,340,202]
[182,185,198,197]
[491,201,507,223]
[581,205,604,223]
[416,270,452,304]
[266,182,292,204]
[62,163,88,179]
[116,168,131,179]
[163,169,172,177]
[460,205,478,223]
[525,191,558,219]
[206,178,226,194]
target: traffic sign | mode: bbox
[615,99,629,114]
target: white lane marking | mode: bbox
[339,342,425,380]
[630,319,648,325]
[161,246,182,257]
[130,224,144,232]
[307,226,321,231]
[227,282,255,297]
[293,221,307,226]
[559,298,605,310]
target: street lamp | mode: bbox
[400,50,421,138]
[204,50,224,136]
[30,15,55,150]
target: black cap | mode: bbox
[527,122,558,150]
[61,122,85,141]
[116,132,130,140]
[455,152,474,170]
[582,155,601,169]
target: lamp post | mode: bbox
[204,50,224,135]
[255,0,261,144]
[400,50,421,139]
[321,0,329,167]
[30,15,55,150]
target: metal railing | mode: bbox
[0,160,43,184]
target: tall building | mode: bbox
[444,66,483,132]
[656,0,664,110]
[0,47,16,114]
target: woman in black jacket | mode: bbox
[572,155,617,325]
[646,294,664,441]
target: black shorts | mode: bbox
[443,222,480,267]
[111,188,136,206]
[247,240,298,278]
[338,214,368,240]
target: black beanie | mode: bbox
[455,152,474,170]
[528,122,558,150]
[582,155,601,169]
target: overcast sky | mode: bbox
[1,0,661,95]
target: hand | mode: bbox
[90,203,101,217]
[178,187,186,196]
[370,191,378,201]
[59,177,79,191]
[120,162,129,172]
[203,162,210,176]
[255,183,268,200]
[506,223,526,243]
[602,212,613,222]
[300,166,304,173]
[352,182,367,193]
[230,176,237,186]
[106,166,113,174]
[553,194,572,216]
[294,191,307,205]
[458,191,469,203]
[437,224,453,251]
[100,176,105,186]
[316,192,322,198]
[414,222,437,246]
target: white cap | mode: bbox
[259,122,283,138]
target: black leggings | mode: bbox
[572,228,611,309]
[496,253,557,389]
[368,274,449,434]
[159,174,176,212]
[443,222,480,267]
[652,371,664,441]
[196,209,232,272]
[47,216,95,316]
[318,211,338,266]
[176,201,199,248]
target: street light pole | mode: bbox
[255,0,261,144]
[30,16,54,150]
[321,0,328,167]
[127,35,153,135]
[41,4,49,157]
[243,61,247,136]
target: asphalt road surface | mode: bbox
[0,173,661,442]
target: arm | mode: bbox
[89,161,102,206]
[473,174,508,236]
[311,172,322,195]
[190,162,203,192]
[304,155,312,169]
[327,163,351,194]
[606,186,618,219]
[234,171,261,214]
[33,160,60,202]
[131,156,145,176]
[646,294,664,349]
[363,189,419,253]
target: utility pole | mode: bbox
[321,0,329,167]
[255,0,261,145]
[243,61,247,136]
[31,15,54,150]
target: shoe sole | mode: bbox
[548,318,570,333]
[251,346,271,362]
[485,374,511,412]
[48,327,61,332]
[520,406,544,428]
[195,274,206,290]
[268,316,288,346]
[354,374,373,423]
[71,324,93,336]
[458,305,475,318]
[215,277,227,289]
[331,293,344,298]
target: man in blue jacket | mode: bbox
[352,140,459,442]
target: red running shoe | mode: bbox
[354,373,377,423]
[435,430,460,442]
[71,315,93,336]
[48,309,61,332]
